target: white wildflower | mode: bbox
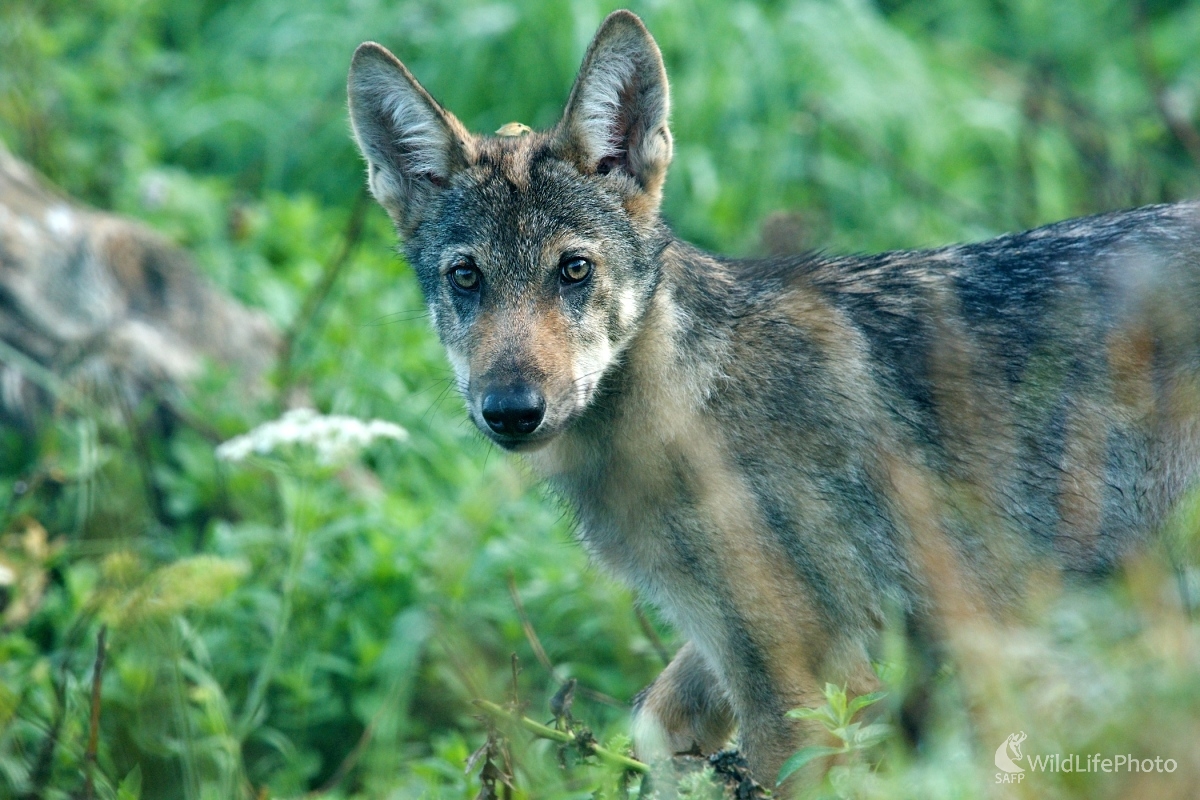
[216,408,408,466]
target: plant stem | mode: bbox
[276,186,370,405]
[84,625,108,800]
[473,699,648,774]
[237,477,312,736]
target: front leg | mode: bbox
[631,640,735,760]
[729,651,881,788]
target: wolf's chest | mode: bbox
[533,432,732,634]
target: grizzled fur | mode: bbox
[348,10,1200,784]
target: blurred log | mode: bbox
[0,144,278,422]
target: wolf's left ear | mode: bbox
[348,43,473,232]
[557,11,672,210]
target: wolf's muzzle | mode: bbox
[481,385,546,436]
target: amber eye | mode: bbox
[450,260,481,291]
[559,256,592,285]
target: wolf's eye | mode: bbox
[559,256,592,285]
[450,261,481,291]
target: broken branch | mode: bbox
[472,699,648,774]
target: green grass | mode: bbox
[2,0,1200,797]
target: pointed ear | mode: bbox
[347,42,473,231]
[557,11,672,209]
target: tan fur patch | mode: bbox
[780,280,863,365]
[1108,324,1156,416]
[469,299,573,391]
[473,134,546,192]
[525,299,575,386]
[1055,399,1107,568]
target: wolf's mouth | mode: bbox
[482,427,557,452]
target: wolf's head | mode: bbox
[348,11,671,450]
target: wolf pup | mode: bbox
[348,10,1200,783]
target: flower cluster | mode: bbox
[216,407,408,466]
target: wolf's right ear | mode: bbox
[348,43,473,231]
[557,11,673,213]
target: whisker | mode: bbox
[410,376,453,399]
[359,309,431,327]
[422,382,456,424]
[571,369,605,387]
[571,368,607,406]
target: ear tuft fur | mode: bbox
[559,11,673,207]
[347,43,472,230]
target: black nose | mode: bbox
[481,385,546,436]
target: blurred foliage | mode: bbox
[1,0,1200,798]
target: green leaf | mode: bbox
[786,705,839,729]
[825,683,848,721]
[851,723,894,749]
[786,706,824,720]
[836,721,862,745]
[847,690,888,717]
[776,745,845,786]
[117,765,143,800]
